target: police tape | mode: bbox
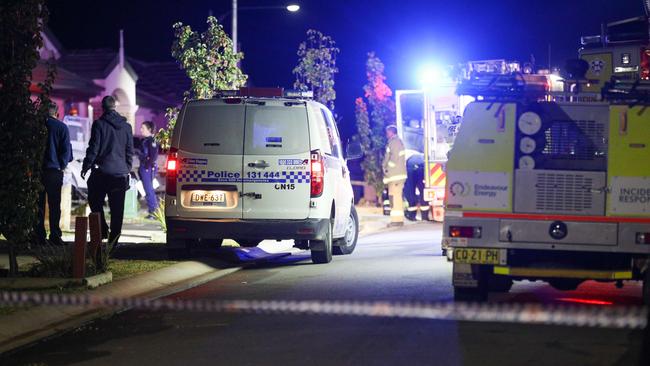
[0,291,647,329]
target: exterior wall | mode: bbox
[101,65,139,128]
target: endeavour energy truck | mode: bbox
[443,16,650,302]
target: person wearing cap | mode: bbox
[81,96,134,246]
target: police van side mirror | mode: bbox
[345,140,363,160]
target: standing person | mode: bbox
[403,152,430,221]
[81,96,133,245]
[382,125,407,227]
[138,121,159,219]
[35,103,72,246]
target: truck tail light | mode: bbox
[449,226,482,238]
[641,48,650,80]
[310,151,324,197]
[636,232,650,244]
[166,147,178,196]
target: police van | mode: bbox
[164,88,362,263]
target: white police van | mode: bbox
[164,88,362,263]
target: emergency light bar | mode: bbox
[213,88,314,99]
[456,73,547,101]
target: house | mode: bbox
[34,28,189,137]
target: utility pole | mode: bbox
[232,0,238,54]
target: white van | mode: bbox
[164,89,362,263]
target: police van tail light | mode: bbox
[310,150,324,197]
[449,226,482,239]
[166,147,179,196]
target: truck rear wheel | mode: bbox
[488,275,513,293]
[548,279,582,291]
[453,285,488,302]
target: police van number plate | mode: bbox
[190,191,226,206]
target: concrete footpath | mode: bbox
[0,205,428,355]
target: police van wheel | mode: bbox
[237,239,261,248]
[311,221,333,264]
[334,206,358,255]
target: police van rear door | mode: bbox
[176,100,244,219]
[242,100,311,219]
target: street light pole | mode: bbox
[232,0,238,54]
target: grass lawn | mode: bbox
[0,259,177,317]
[108,259,177,281]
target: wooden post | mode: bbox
[88,212,102,267]
[73,216,87,279]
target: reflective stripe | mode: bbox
[407,207,418,212]
[419,206,430,211]
[493,266,633,280]
[383,174,408,184]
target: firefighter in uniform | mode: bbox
[382,125,407,226]
[404,152,430,221]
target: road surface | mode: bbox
[1,223,645,366]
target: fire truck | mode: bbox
[443,15,650,302]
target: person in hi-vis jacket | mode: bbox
[382,125,407,226]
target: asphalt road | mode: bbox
[2,223,646,366]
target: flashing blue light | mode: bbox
[418,64,450,89]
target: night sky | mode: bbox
[47,0,644,137]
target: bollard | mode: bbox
[72,216,88,279]
[88,212,102,267]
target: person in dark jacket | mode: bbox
[81,96,134,245]
[138,121,159,218]
[403,153,430,221]
[35,103,73,246]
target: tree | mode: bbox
[0,0,54,276]
[355,98,382,198]
[355,52,395,202]
[157,16,247,149]
[293,29,339,112]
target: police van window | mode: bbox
[179,103,245,155]
[244,105,309,156]
[321,109,341,158]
